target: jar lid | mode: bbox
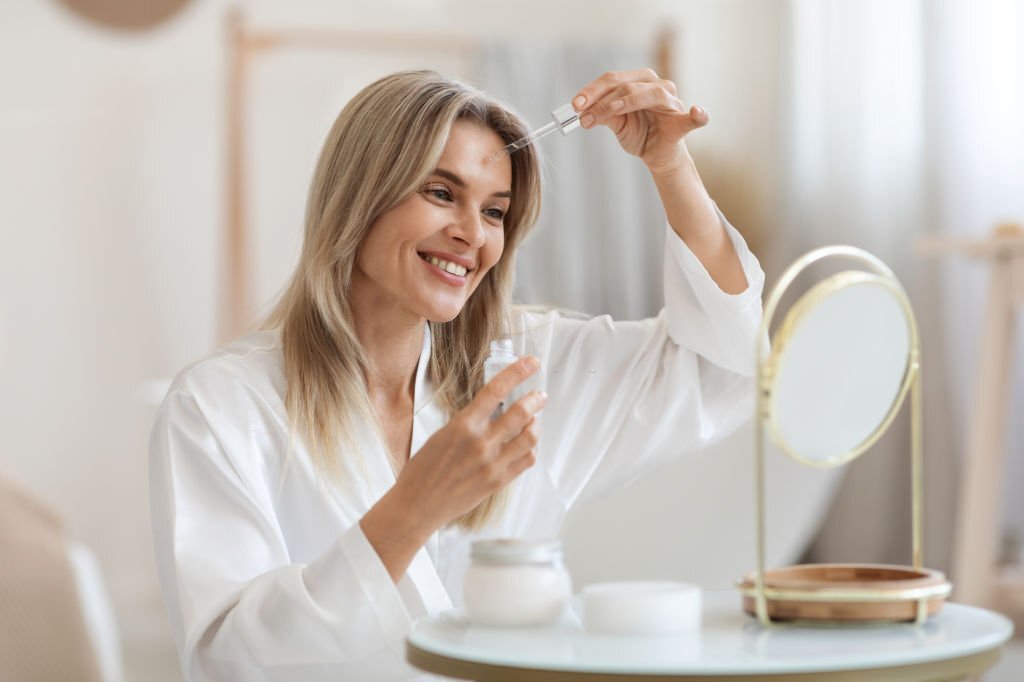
[582,581,702,635]
[470,538,562,565]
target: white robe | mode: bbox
[149,218,765,681]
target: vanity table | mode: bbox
[406,590,1013,681]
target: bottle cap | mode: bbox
[489,338,515,356]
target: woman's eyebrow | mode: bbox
[432,168,512,199]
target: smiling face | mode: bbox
[352,120,512,324]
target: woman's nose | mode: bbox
[447,208,487,247]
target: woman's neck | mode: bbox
[350,301,424,407]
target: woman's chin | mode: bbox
[420,301,465,324]
[427,309,462,324]
[414,284,476,322]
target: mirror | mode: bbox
[766,272,913,467]
[742,247,946,628]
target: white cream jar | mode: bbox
[463,539,572,627]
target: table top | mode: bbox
[407,589,1014,678]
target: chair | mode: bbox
[0,473,122,682]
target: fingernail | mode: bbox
[523,355,539,370]
[573,95,586,109]
[611,99,624,111]
[539,391,548,402]
[694,105,706,118]
[581,114,594,128]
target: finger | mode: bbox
[677,104,710,135]
[503,448,537,483]
[469,355,539,418]
[493,392,546,442]
[498,416,539,459]
[581,82,684,129]
[572,68,663,112]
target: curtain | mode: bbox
[925,0,1024,559]
[478,41,664,320]
[780,0,1024,573]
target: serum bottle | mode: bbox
[484,338,523,416]
[481,337,544,417]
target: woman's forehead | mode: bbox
[434,121,511,190]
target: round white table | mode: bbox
[406,589,1014,681]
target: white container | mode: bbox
[463,539,572,627]
[582,581,702,635]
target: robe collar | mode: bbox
[374,321,453,615]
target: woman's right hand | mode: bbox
[361,355,544,582]
[395,355,546,531]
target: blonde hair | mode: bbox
[262,71,542,530]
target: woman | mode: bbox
[150,69,764,681]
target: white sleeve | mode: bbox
[149,390,420,682]
[537,212,764,507]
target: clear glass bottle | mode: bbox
[463,539,572,627]
[483,338,521,417]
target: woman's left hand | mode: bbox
[572,69,707,176]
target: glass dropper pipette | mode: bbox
[493,103,582,158]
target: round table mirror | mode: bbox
[766,272,913,468]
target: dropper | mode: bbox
[493,103,582,158]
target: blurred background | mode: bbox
[1,0,1022,680]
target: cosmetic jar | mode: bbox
[464,539,572,627]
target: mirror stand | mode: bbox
[739,246,951,626]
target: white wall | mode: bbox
[0,1,785,677]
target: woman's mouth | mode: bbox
[419,252,470,287]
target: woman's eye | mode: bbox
[425,187,453,202]
[423,185,504,222]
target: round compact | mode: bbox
[738,563,951,623]
[583,581,702,635]
[463,539,572,627]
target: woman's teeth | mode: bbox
[420,253,468,277]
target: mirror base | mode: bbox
[738,563,951,624]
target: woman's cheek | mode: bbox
[471,265,491,293]
[489,230,505,264]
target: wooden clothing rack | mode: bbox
[220,8,678,341]
[918,224,1024,620]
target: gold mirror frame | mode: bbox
[765,270,916,469]
[744,245,950,626]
